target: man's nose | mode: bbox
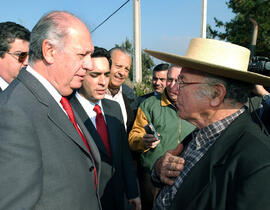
[99,75,106,85]
[83,56,93,70]
[22,55,29,67]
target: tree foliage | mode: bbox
[208,0,270,57]
[115,38,155,96]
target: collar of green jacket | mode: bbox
[161,89,176,107]
[161,89,170,107]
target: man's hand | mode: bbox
[155,144,185,185]
[143,133,160,149]
[128,197,141,210]
[253,85,269,97]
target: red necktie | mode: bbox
[60,97,97,188]
[61,97,90,152]
[93,104,111,157]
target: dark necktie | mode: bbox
[108,86,120,97]
[60,97,97,189]
[93,104,111,157]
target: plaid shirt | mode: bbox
[152,107,246,210]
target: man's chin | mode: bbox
[71,82,83,90]
[111,80,123,88]
[61,88,74,97]
[154,88,162,93]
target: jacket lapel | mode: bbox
[73,109,101,173]
[170,112,250,209]
[102,99,120,161]
[70,95,110,159]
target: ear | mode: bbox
[209,84,226,107]
[42,39,55,64]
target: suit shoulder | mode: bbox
[122,84,136,100]
[103,98,121,109]
[102,98,124,124]
[0,79,29,106]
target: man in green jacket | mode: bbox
[129,65,195,210]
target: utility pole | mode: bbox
[200,0,207,38]
[133,0,142,82]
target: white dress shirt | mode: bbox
[75,91,106,128]
[0,76,9,91]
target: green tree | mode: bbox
[115,38,155,96]
[208,0,270,57]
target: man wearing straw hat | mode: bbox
[144,38,270,210]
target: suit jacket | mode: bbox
[70,96,139,210]
[122,92,136,133]
[169,111,270,210]
[0,69,102,210]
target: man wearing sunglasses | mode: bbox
[0,21,30,92]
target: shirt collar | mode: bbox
[0,76,9,91]
[161,89,173,107]
[75,91,104,112]
[26,65,62,103]
[193,106,246,149]
[105,85,122,97]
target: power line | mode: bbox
[91,0,130,33]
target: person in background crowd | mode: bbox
[145,38,270,210]
[69,46,141,210]
[251,84,270,133]
[0,21,30,91]
[105,47,136,133]
[135,63,169,108]
[0,11,101,210]
[129,65,195,210]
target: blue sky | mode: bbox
[1,0,234,62]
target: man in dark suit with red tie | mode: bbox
[0,11,101,210]
[70,46,141,210]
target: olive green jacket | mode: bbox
[129,90,195,171]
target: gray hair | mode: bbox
[199,72,253,105]
[28,11,75,64]
[109,47,132,59]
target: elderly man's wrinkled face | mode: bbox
[175,68,209,127]
[109,50,131,88]
[166,66,181,102]
[52,22,94,96]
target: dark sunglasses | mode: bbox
[6,51,28,63]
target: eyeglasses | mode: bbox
[6,51,28,63]
[177,79,207,89]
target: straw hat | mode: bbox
[144,38,270,86]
